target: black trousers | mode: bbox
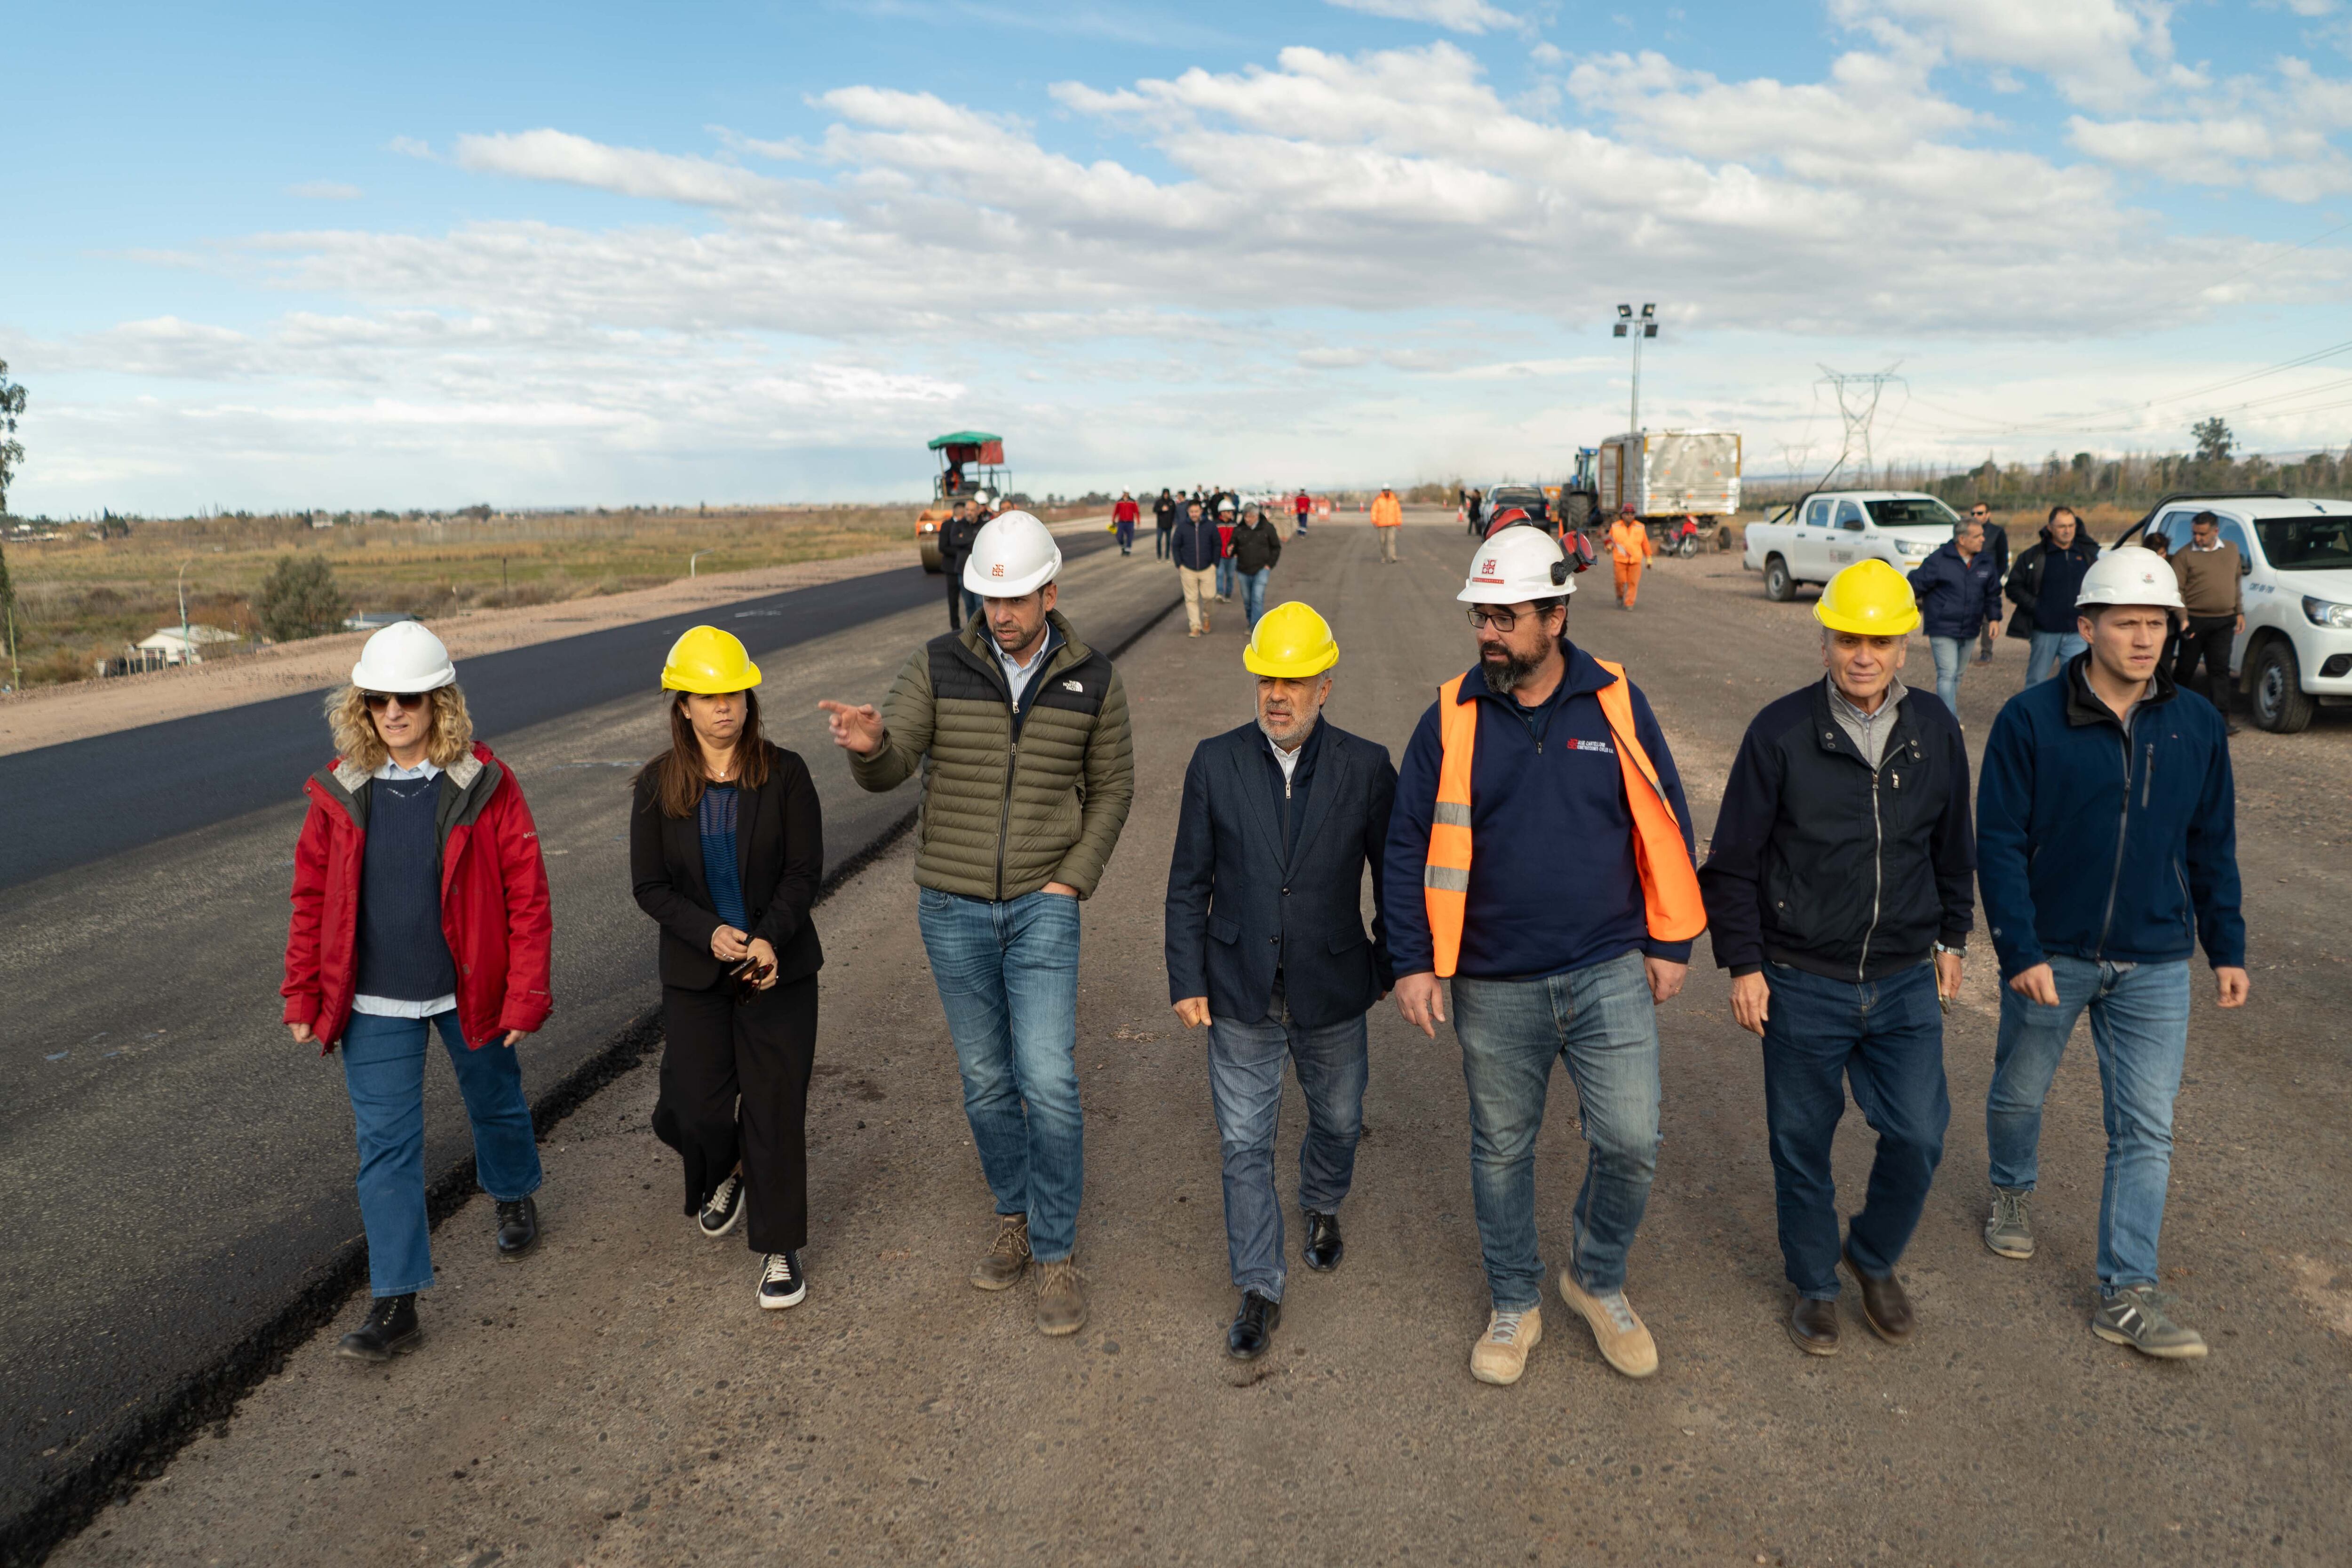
[652,975,818,1254]
[945,567,969,633]
[2174,615,2236,714]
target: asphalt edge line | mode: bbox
[2,579,1181,1568]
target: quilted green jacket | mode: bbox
[850,611,1135,900]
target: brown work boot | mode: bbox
[969,1213,1031,1291]
[1559,1271,1659,1378]
[1470,1305,1543,1386]
[1841,1243,1915,1343]
[1035,1259,1089,1337]
[1788,1296,1840,1356]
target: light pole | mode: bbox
[689,549,712,579]
[176,555,195,668]
[1613,303,1658,435]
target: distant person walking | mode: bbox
[2005,506,2098,686]
[2170,511,2245,734]
[1112,490,1140,556]
[281,622,554,1363]
[940,499,984,633]
[1165,602,1396,1362]
[821,511,1135,1337]
[1231,503,1284,629]
[1907,514,2004,714]
[632,626,826,1313]
[1976,547,2245,1360]
[1172,497,1222,637]
[1370,486,1404,564]
[1294,487,1313,537]
[1215,499,1240,601]
[1153,488,1177,559]
[1607,504,1654,610]
[1970,504,2009,664]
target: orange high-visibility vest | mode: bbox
[1423,661,1706,977]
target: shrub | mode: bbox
[254,553,351,642]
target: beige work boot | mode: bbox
[1036,1259,1090,1337]
[1559,1271,1659,1378]
[969,1213,1031,1291]
[1470,1305,1543,1386]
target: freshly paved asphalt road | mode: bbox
[0,532,1173,1556]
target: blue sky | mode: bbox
[9,0,2352,512]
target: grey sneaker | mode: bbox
[970,1213,1031,1291]
[1984,1187,2035,1259]
[2092,1285,2209,1360]
[1036,1259,1090,1337]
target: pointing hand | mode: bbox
[817,700,885,756]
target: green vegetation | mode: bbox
[254,554,351,642]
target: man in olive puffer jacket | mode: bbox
[821,510,1134,1337]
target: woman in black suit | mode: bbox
[631,626,824,1310]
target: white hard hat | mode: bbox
[350,621,455,693]
[2074,545,2184,612]
[1458,527,1574,604]
[963,509,1064,597]
[972,488,994,507]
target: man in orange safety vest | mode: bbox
[1383,526,1704,1389]
[1608,502,1654,609]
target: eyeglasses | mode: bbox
[1466,608,1528,631]
[1969,508,1990,517]
[362,691,428,711]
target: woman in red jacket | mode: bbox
[280,621,555,1363]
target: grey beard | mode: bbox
[1480,648,1542,696]
[1258,711,1317,749]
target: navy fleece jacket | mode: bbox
[1385,641,1697,979]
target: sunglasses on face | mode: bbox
[362,691,429,712]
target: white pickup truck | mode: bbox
[1742,490,1963,602]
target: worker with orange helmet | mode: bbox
[1607,503,1654,610]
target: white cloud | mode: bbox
[1324,0,1521,36]
[286,181,363,200]
[453,129,787,208]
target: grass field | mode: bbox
[1,503,1014,688]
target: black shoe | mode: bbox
[1302,1209,1344,1272]
[338,1294,421,1361]
[758,1250,807,1310]
[1841,1243,1915,1342]
[1787,1296,1839,1357]
[699,1173,744,1238]
[495,1195,539,1259]
[1226,1290,1281,1361]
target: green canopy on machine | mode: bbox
[927,431,1002,450]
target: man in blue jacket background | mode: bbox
[1907,514,2003,714]
[1165,602,1396,1363]
[1976,545,2247,1361]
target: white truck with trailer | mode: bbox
[1741,490,1963,603]
[1597,430,1742,550]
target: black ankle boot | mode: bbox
[338,1294,421,1361]
[495,1195,539,1259]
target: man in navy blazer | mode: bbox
[1165,601,1397,1362]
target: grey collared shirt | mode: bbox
[1826,675,1906,770]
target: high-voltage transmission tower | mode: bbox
[1816,364,1905,487]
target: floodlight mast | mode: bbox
[1612,303,1660,435]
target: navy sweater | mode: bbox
[355,773,457,1002]
[1385,642,1696,979]
[1977,656,2244,977]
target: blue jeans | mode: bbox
[1452,949,1660,1310]
[1760,961,1948,1298]
[1216,554,1235,597]
[1986,956,2191,1290]
[1240,568,1271,628]
[1115,518,1135,551]
[2024,629,2085,686]
[917,887,1085,1261]
[1206,1000,1368,1301]
[1928,636,1969,713]
[339,1011,542,1298]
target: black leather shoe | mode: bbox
[1226,1290,1282,1361]
[1302,1209,1344,1272]
[495,1195,539,1260]
[1788,1296,1839,1356]
[338,1294,421,1361]
[1842,1243,1915,1342]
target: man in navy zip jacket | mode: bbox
[1699,559,1974,1357]
[1385,527,1699,1387]
[1976,545,2247,1360]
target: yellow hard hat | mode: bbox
[660,625,763,693]
[1814,558,1922,637]
[1242,602,1339,678]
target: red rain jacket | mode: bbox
[281,741,554,1052]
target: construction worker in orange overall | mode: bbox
[1608,503,1654,610]
[1370,486,1405,565]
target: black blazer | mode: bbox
[630,741,824,991]
[1165,719,1397,1030]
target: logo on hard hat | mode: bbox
[1482,559,1496,573]
[990,563,1004,578]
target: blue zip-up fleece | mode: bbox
[1385,641,1697,979]
[1977,654,2244,979]
[1907,539,2005,640]
[1169,512,1223,571]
